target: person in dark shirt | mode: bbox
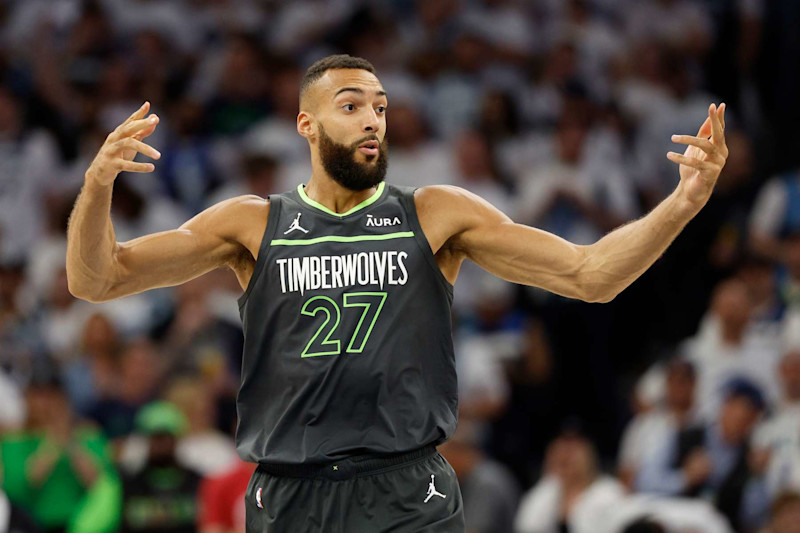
[120,402,201,533]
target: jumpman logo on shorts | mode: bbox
[284,213,309,235]
[424,474,446,503]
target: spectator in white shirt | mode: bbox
[515,115,636,246]
[748,169,800,262]
[683,278,781,419]
[752,349,800,498]
[618,358,698,489]
[515,427,625,533]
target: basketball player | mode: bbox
[66,55,727,532]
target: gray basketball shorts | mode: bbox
[244,445,465,532]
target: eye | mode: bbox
[343,104,355,111]
[376,106,386,114]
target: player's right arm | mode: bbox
[66,102,255,303]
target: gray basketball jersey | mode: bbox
[236,182,458,464]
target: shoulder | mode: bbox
[212,194,270,214]
[413,185,495,227]
[413,185,477,208]
[413,185,512,248]
[414,185,508,215]
[183,194,269,237]
[178,194,271,268]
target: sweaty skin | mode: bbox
[66,68,727,305]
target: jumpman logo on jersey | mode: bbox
[424,474,446,503]
[284,213,309,235]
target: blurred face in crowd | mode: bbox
[0,88,21,139]
[437,420,480,479]
[710,279,752,332]
[120,339,161,403]
[719,395,760,445]
[25,384,71,430]
[385,103,425,149]
[81,312,119,357]
[771,497,800,533]
[50,268,75,309]
[556,120,588,165]
[221,35,268,100]
[147,433,178,466]
[780,351,800,403]
[167,378,215,431]
[273,67,304,119]
[243,156,277,198]
[299,68,389,191]
[784,235,800,280]
[769,493,800,533]
[546,434,597,486]
[0,265,23,309]
[665,361,695,413]
[717,131,754,191]
[736,260,775,305]
[455,131,493,180]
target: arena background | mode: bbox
[1,0,800,532]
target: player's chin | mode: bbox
[352,154,378,167]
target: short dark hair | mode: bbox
[771,491,800,518]
[724,376,766,411]
[299,54,377,106]
[666,357,696,380]
[621,517,666,533]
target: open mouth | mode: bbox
[358,140,379,155]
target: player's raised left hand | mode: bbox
[668,103,728,209]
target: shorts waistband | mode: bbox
[256,445,437,481]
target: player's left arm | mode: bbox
[424,103,727,303]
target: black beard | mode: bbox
[318,126,388,191]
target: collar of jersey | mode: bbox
[297,182,386,218]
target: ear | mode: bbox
[297,111,315,139]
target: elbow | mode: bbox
[66,270,110,303]
[572,248,617,303]
[592,292,618,304]
[579,286,618,304]
[67,282,107,303]
[576,265,619,304]
[65,248,120,303]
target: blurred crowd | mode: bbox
[1,0,800,532]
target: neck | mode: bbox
[721,324,745,345]
[562,473,592,492]
[303,174,380,215]
[669,405,692,422]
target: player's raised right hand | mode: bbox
[85,101,162,187]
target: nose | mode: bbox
[363,108,379,133]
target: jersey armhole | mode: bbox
[397,186,455,296]
[238,195,283,309]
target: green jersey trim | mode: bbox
[297,182,386,217]
[271,231,414,246]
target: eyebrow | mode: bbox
[333,87,388,99]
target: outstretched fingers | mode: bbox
[124,101,150,125]
[118,115,159,140]
[107,114,159,143]
[710,103,726,150]
[671,135,713,153]
[116,160,156,173]
[112,137,161,160]
[696,116,712,138]
[666,152,713,170]
[668,103,728,165]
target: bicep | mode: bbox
[446,188,589,299]
[102,197,253,301]
[108,229,237,298]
